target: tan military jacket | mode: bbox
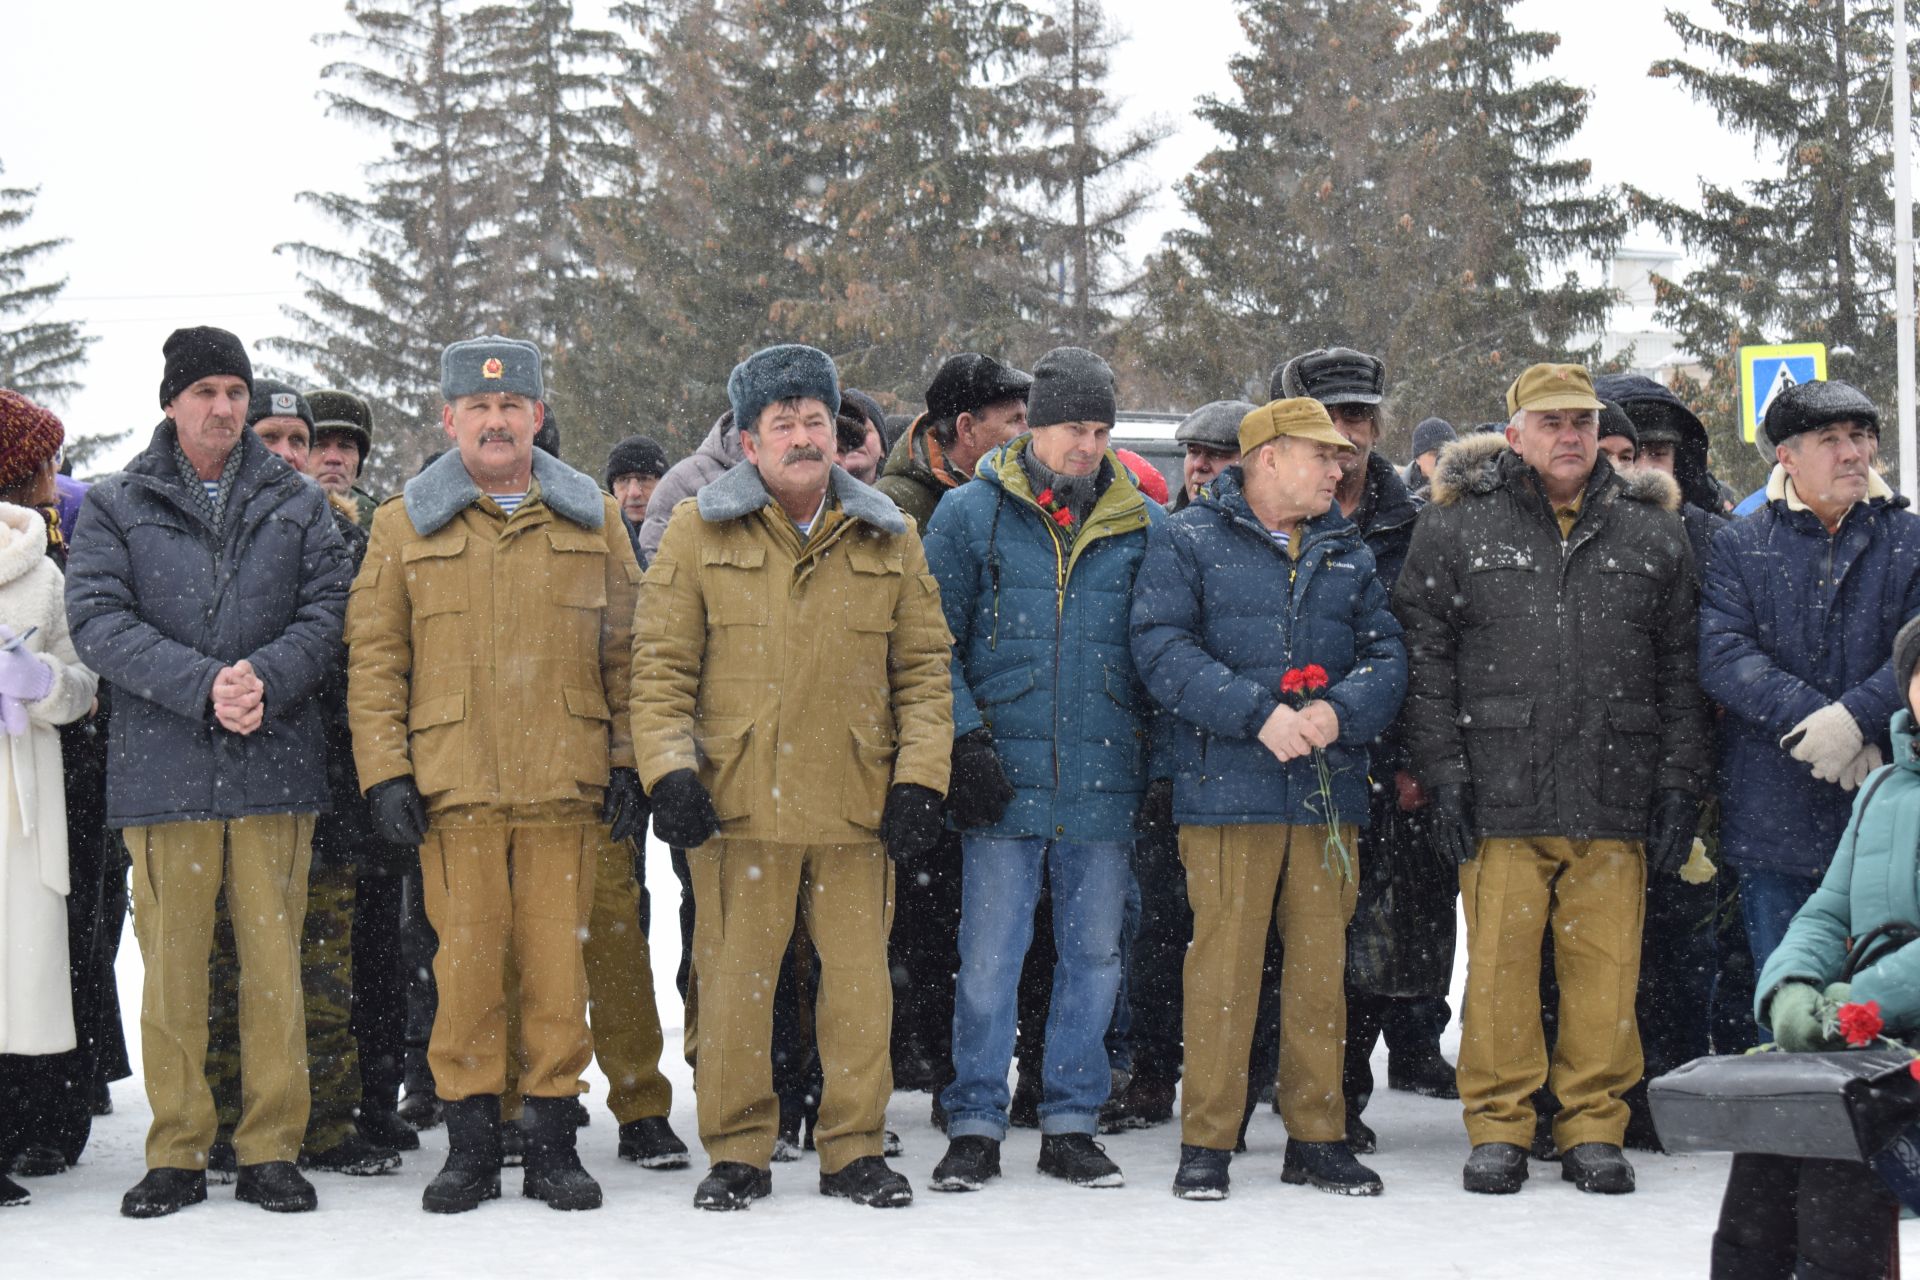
[347,449,640,818]
[631,463,953,844]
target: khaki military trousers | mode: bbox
[689,837,893,1174]
[1180,823,1358,1149]
[1457,836,1646,1150]
[418,820,594,1102]
[128,813,315,1170]
[502,829,673,1124]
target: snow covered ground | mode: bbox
[9,839,1916,1278]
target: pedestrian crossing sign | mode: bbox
[1739,343,1827,443]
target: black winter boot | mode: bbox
[1462,1142,1529,1195]
[356,1106,420,1153]
[10,1143,67,1177]
[0,1171,27,1206]
[1171,1145,1231,1201]
[1386,1049,1459,1100]
[617,1116,690,1168]
[819,1155,913,1207]
[397,1088,443,1131]
[299,1128,402,1176]
[520,1096,602,1211]
[694,1161,772,1211]
[422,1096,502,1214]
[1282,1139,1383,1196]
[205,1139,237,1185]
[1560,1142,1635,1195]
[1346,1110,1378,1155]
[1037,1133,1123,1188]
[235,1161,319,1213]
[120,1167,207,1219]
[930,1136,1001,1192]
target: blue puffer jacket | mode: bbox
[923,437,1163,842]
[1130,467,1406,827]
[1757,711,1920,1034]
[1700,472,1920,874]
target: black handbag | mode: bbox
[1648,920,1920,1164]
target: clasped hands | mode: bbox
[1257,699,1339,764]
[211,659,265,735]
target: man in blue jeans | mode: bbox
[922,347,1166,1191]
[1698,380,1920,983]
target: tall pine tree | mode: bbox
[1131,0,1621,438]
[0,162,93,405]
[269,0,499,488]
[1012,0,1168,349]
[1630,0,1910,488]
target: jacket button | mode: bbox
[1056,825,1064,835]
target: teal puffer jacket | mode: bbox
[1757,710,1920,1034]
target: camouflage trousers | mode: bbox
[209,861,360,1153]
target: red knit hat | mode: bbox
[0,390,64,492]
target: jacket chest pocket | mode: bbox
[544,529,609,611]
[702,546,768,627]
[1464,547,1541,619]
[1594,558,1665,625]
[403,535,469,618]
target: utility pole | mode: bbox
[1897,0,1916,496]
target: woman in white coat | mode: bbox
[0,391,100,1207]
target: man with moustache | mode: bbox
[346,337,645,1214]
[631,344,953,1211]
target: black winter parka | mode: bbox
[1391,433,1711,840]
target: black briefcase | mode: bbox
[1649,1048,1917,1161]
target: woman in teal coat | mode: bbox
[1713,615,1920,1278]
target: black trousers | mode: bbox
[399,868,439,1097]
[1128,825,1189,1087]
[1711,1152,1898,1279]
[352,873,408,1106]
[890,829,963,1079]
[1342,990,1450,1113]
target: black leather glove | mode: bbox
[880,783,945,861]
[650,769,721,849]
[1428,783,1478,868]
[601,767,649,843]
[1137,777,1175,838]
[947,729,1016,830]
[367,777,428,847]
[1644,788,1701,877]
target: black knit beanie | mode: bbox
[604,434,670,490]
[246,379,314,431]
[1895,614,1920,715]
[159,326,252,408]
[1027,347,1116,429]
[1598,400,1638,451]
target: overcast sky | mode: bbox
[0,0,1785,469]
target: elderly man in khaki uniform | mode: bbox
[633,343,953,1212]
[347,337,645,1215]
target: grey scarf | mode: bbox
[1019,446,1109,532]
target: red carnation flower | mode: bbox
[1052,507,1074,527]
[1281,668,1306,695]
[1837,1000,1885,1048]
[1303,664,1329,691]
[1908,1059,1920,1082]
[1035,488,1054,506]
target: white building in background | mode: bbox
[1598,244,1704,384]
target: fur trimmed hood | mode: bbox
[403,446,606,536]
[1429,431,1680,512]
[696,460,907,535]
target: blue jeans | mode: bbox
[942,835,1132,1139]
[1739,866,1825,975]
[1738,865,1825,1043]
